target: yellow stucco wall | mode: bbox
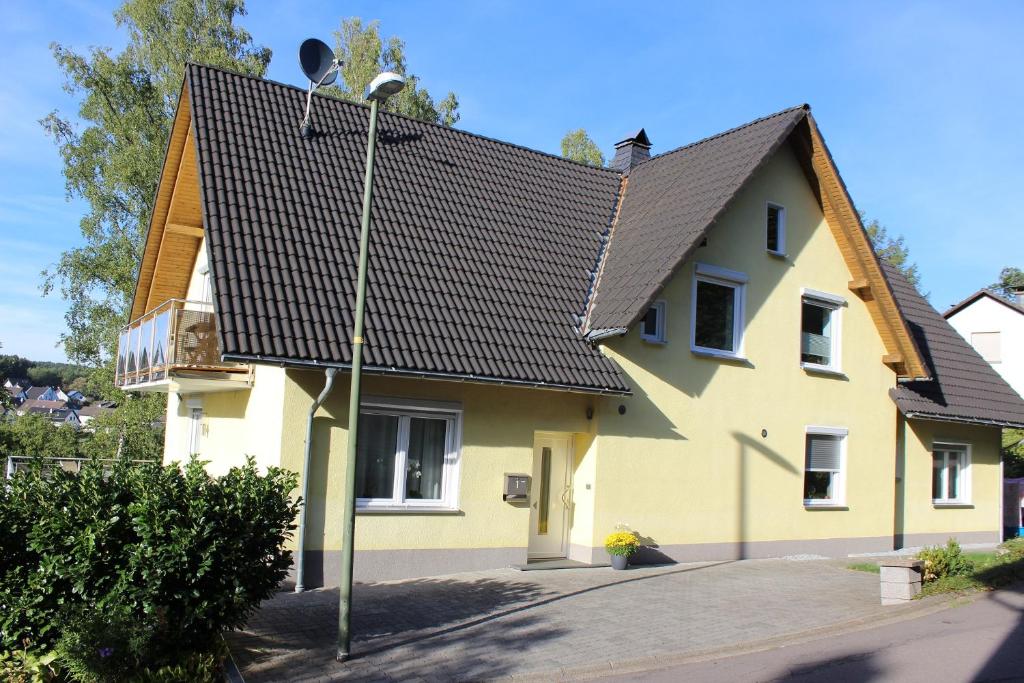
[899,417,1002,543]
[163,364,286,475]
[591,144,900,553]
[156,141,1001,580]
[280,369,596,555]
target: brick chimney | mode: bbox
[609,129,652,172]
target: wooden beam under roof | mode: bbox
[802,115,929,380]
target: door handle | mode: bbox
[561,485,571,509]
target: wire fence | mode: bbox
[4,455,158,480]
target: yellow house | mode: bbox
[117,65,1024,584]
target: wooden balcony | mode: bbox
[115,299,250,393]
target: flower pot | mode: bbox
[610,554,629,570]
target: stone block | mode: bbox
[880,565,922,584]
[880,578,921,601]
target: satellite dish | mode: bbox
[297,38,342,138]
[298,38,338,87]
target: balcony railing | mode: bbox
[115,299,240,388]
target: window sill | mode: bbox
[801,363,847,379]
[803,502,848,510]
[356,506,464,515]
[691,347,749,363]
[932,502,973,509]
[767,250,788,259]
[641,337,667,345]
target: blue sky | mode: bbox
[1,1,1022,362]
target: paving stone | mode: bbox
[227,559,906,681]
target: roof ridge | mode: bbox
[626,104,810,173]
[943,288,1024,318]
[185,62,622,177]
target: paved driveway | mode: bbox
[227,559,931,682]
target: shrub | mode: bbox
[604,530,640,557]
[917,538,974,582]
[0,456,299,675]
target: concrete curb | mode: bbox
[509,589,988,682]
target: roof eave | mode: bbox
[221,353,633,396]
[901,409,1024,430]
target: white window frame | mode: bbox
[766,201,786,256]
[800,288,845,374]
[640,299,667,344]
[803,426,848,507]
[690,263,748,360]
[932,442,971,506]
[356,396,463,512]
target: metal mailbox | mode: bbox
[503,473,530,502]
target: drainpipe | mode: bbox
[294,367,338,593]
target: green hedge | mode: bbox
[0,456,299,679]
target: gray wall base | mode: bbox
[294,547,527,586]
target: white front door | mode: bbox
[528,433,572,559]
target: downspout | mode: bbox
[294,367,338,593]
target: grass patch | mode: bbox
[847,562,880,574]
[918,538,1024,597]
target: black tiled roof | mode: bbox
[585,105,809,334]
[884,263,1024,428]
[186,65,629,393]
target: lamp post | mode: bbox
[337,71,405,663]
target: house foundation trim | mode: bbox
[292,547,527,586]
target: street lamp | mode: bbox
[336,69,406,662]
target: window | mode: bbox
[804,427,847,506]
[971,332,1001,363]
[801,289,844,372]
[766,202,786,255]
[932,443,970,504]
[187,407,203,456]
[691,263,747,358]
[640,300,667,343]
[355,398,462,510]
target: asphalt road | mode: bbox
[601,586,1024,682]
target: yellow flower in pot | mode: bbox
[604,530,640,570]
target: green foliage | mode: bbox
[0,351,33,385]
[0,353,92,394]
[26,363,92,390]
[0,644,60,682]
[561,129,605,166]
[0,415,81,459]
[917,538,974,582]
[990,266,1024,301]
[1004,429,1024,478]
[41,0,271,368]
[846,562,880,574]
[0,456,300,672]
[321,17,459,126]
[79,394,166,462]
[863,214,921,287]
[919,538,1024,597]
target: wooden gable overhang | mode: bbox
[790,115,929,380]
[129,82,205,321]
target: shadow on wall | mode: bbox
[732,431,799,560]
[625,431,798,565]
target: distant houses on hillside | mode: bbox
[2,378,116,427]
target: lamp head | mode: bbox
[365,72,406,102]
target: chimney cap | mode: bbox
[615,128,652,150]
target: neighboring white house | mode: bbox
[945,289,1024,399]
